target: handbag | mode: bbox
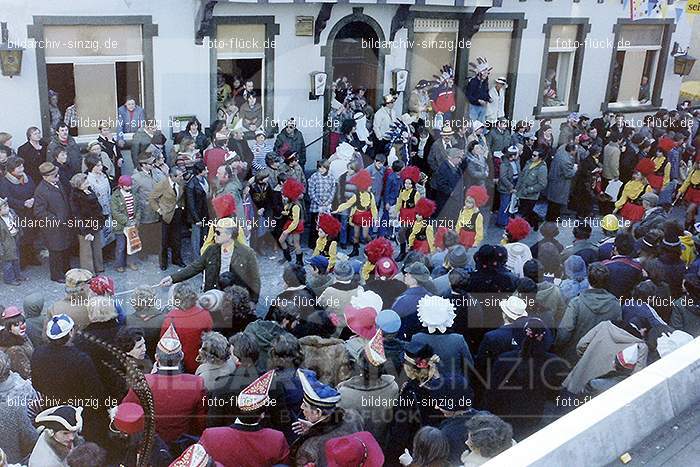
[124,225,142,255]
[508,194,519,214]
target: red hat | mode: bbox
[635,158,656,177]
[399,166,421,183]
[506,217,531,241]
[465,185,489,207]
[325,431,385,467]
[282,178,305,201]
[350,169,373,192]
[237,370,276,411]
[365,237,394,264]
[435,226,449,250]
[343,305,377,340]
[117,175,132,187]
[212,194,237,218]
[415,198,436,218]
[1,306,23,320]
[318,213,341,238]
[112,402,145,435]
[657,137,675,154]
[375,257,398,278]
[89,275,115,296]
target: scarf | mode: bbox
[5,172,28,185]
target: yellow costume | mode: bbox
[335,191,378,226]
[614,180,653,210]
[408,219,435,253]
[313,236,338,271]
[679,168,700,196]
[281,202,303,235]
[647,155,671,191]
[455,207,484,247]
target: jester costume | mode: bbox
[361,237,394,282]
[615,159,654,222]
[397,166,422,225]
[456,186,489,248]
[408,198,436,254]
[313,213,341,272]
[645,153,671,192]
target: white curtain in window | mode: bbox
[74,63,117,135]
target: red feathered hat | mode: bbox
[212,194,237,218]
[318,213,341,238]
[465,185,489,207]
[400,166,421,184]
[657,137,675,154]
[415,198,436,218]
[350,169,373,192]
[365,237,394,264]
[506,217,531,241]
[282,178,305,201]
[635,158,656,177]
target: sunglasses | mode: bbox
[215,229,222,235]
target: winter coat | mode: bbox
[515,160,547,200]
[290,408,364,467]
[466,76,490,106]
[602,255,644,299]
[466,151,489,187]
[161,306,214,373]
[47,135,82,174]
[73,319,123,400]
[571,154,601,217]
[633,207,667,240]
[274,129,307,167]
[0,330,33,380]
[16,141,46,186]
[602,142,621,180]
[185,176,210,224]
[0,172,36,217]
[0,373,38,464]
[563,321,648,394]
[392,286,432,341]
[33,179,73,251]
[132,169,165,224]
[244,320,293,371]
[171,242,261,301]
[195,359,238,393]
[671,295,700,337]
[111,188,142,233]
[554,288,622,365]
[411,332,474,377]
[317,281,362,327]
[70,188,105,235]
[557,122,577,147]
[486,128,511,154]
[644,253,686,299]
[0,211,18,262]
[337,375,399,442]
[129,128,155,166]
[537,281,567,323]
[199,422,290,467]
[498,159,518,194]
[427,139,452,176]
[299,336,353,387]
[546,149,577,205]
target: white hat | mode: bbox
[158,323,182,355]
[500,296,528,321]
[197,290,225,312]
[417,295,456,333]
[46,314,74,340]
[336,142,355,160]
[237,370,275,411]
[657,330,694,357]
[472,120,485,132]
[350,290,383,314]
[616,344,639,369]
[495,77,508,86]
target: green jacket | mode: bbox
[0,213,18,262]
[515,160,548,200]
[111,189,142,234]
[171,241,261,302]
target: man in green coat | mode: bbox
[159,217,261,303]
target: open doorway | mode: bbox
[331,21,379,107]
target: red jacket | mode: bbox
[199,424,290,467]
[162,306,213,373]
[123,371,207,443]
[204,147,228,183]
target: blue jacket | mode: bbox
[383,170,401,206]
[466,76,490,106]
[602,255,643,299]
[622,302,666,327]
[411,332,474,377]
[392,286,432,341]
[116,104,146,140]
[434,160,462,196]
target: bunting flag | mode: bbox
[631,0,646,20]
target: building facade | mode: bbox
[0,0,693,167]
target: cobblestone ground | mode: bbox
[0,207,686,317]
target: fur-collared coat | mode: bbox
[298,335,353,387]
[289,408,364,467]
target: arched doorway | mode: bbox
[331,21,379,107]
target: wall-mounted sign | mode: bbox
[296,16,314,36]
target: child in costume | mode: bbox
[456,185,489,249]
[361,237,394,282]
[313,213,341,272]
[645,140,672,192]
[333,169,378,257]
[395,165,422,262]
[278,178,306,265]
[408,198,436,254]
[675,154,700,230]
[614,158,654,222]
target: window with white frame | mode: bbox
[409,18,459,92]
[608,25,664,107]
[216,24,266,131]
[541,25,580,111]
[44,25,144,137]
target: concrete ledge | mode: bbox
[485,337,700,467]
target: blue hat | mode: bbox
[46,314,74,340]
[297,369,341,409]
[376,309,401,334]
[306,255,329,272]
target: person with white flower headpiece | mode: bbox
[409,295,474,376]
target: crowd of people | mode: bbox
[1,58,700,466]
